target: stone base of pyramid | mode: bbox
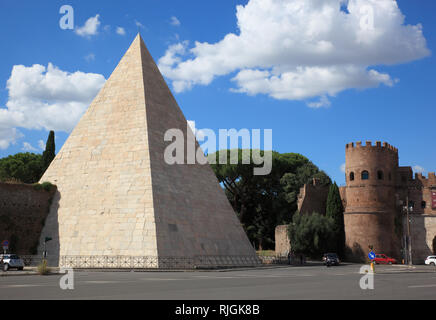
[58,255,261,269]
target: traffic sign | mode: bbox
[368,251,375,260]
[1,240,8,247]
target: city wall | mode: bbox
[0,182,56,254]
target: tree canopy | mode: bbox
[288,212,336,258]
[42,130,55,172]
[209,149,331,250]
[0,152,44,184]
[326,182,346,258]
[0,131,56,184]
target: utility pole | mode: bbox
[404,195,413,266]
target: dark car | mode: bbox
[0,254,24,271]
[322,253,340,266]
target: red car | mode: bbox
[372,254,396,264]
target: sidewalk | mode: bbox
[372,264,436,274]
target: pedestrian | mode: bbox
[300,254,303,265]
[0,255,4,272]
[287,250,292,265]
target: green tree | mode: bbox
[209,149,331,250]
[0,153,44,183]
[326,182,346,258]
[42,130,55,172]
[287,212,336,258]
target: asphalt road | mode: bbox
[1,264,435,300]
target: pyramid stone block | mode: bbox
[37,34,258,268]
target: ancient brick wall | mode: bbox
[404,173,436,215]
[409,215,436,263]
[275,225,290,256]
[0,183,56,254]
[297,179,329,215]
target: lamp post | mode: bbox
[43,237,52,261]
[403,196,413,266]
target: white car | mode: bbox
[1,254,24,271]
[424,255,436,266]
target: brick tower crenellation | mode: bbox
[343,141,401,260]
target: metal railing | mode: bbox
[257,255,289,265]
[19,254,293,269]
[21,255,44,267]
[57,255,262,269]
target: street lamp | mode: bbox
[402,196,413,266]
[43,237,52,260]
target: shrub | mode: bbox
[287,212,336,258]
[41,181,54,192]
[37,259,51,275]
[32,181,55,192]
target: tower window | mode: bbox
[377,170,384,180]
[350,172,355,181]
[361,170,369,180]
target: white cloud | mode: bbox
[158,0,430,104]
[22,142,38,152]
[0,127,22,150]
[75,14,101,37]
[307,95,331,108]
[135,20,145,29]
[38,139,45,151]
[0,63,106,149]
[85,53,95,62]
[116,27,126,35]
[340,163,346,173]
[170,16,181,26]
[413,165,425,174]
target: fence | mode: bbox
[21,255,44,267]
[20,254,291,269]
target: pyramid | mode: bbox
[37,34,258,268]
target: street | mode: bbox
[1,263,435,300]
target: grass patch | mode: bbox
[37,259,51,275]
[256,250,276,256]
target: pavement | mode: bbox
[0,263,435,299]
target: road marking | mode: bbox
[85,281,120,284]
[408,284,436,288]
[141,278,187,281]
[5,284,44,288]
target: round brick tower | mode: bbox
[343,141,400,261]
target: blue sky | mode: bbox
[0,0,435,185]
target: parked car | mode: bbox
[371,254,396,265]
[424,256,436,266]
[322,253,340,266]
[0,254,24,271]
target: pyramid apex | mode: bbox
[131,32,143,44]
